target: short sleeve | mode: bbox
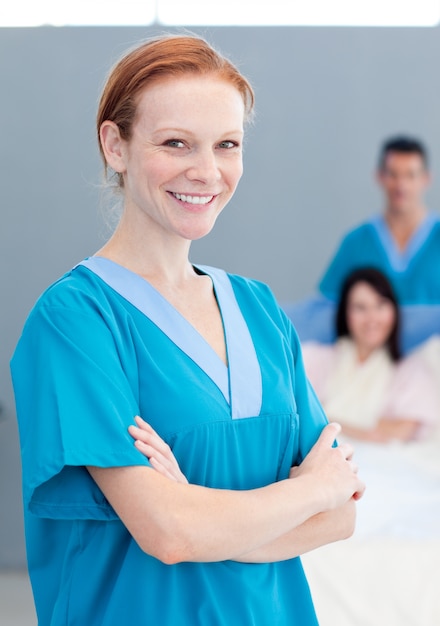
[11,299,151,521]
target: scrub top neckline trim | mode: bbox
[370,213,439,273]
[77,257,263,420]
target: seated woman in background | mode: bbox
[302,268,438,443]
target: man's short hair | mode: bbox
[378,136,429,171]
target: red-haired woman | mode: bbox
[11,35,364,626]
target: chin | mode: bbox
[390,200,412,213]
[365,340,386,352]
[178,216,220,241]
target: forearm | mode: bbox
[88,465,330,565]
[235,499,356,563]
[340,419,421,443]
[90,422,364,565]
[375,418,421,442]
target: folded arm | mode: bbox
[235,499,357,563]
[89,419,363,564]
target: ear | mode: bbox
[100,121,126,173]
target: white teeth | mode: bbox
[173,193,213,205]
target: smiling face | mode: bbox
[346,281,396,359]
[100,74,245,243]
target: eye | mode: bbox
[217,140,239,149]
[164,139,185,148]
[349,303,366,313]
[378,298,392,310]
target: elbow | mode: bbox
[138,535,190,565]
[153,546,187,566]
[332,499,357,542]
[340,500,357,540]
[155,539,193,566]
[341,517,356,540]
[137,516,197,565]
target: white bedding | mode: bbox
[302,435,440,626]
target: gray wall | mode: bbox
[2,25,440,567]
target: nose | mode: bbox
[185,148,221,185]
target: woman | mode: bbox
[10,35,364,625]
[302,267,438,443]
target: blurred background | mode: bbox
[1,2,440,622]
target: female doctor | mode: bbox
[11,35,364,626]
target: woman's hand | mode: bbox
[130,418,365,509]
[290,422,365,510]
[128,416,188,484]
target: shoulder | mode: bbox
[301,341,336,394]
[404,335,440,378]
[226,271,290,328]
[19,264,116,339]
[325,220,378,262]
[387,340,440,422]
[34,264,119,310]
[227,271,279,306]
[393,344,435,384]
[427,213,440,236]
[206,267,302,352]
[200,265,281,312]
[31,264,105,310]
[340,219,378,244]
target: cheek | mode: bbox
[373,309,395,342]
[380,309,395,332]
[346,312,364,336]
[226,157,243,188]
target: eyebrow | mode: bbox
[150,127,244,137]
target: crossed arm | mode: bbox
[88,419,364,565]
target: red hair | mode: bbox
[97,34,254,184]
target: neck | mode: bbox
[384,203,427,230]
[384,204,427,250]
[96,212,195,287]
[353,341,378,363]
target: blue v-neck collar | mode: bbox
[77,257,262,419]
[371,213,438,272]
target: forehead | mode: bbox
[133,75,245,129]
[382,151,426,172]
[348,281,384,302]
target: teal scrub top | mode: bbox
[11,258,327,626]
[320,213,440,305]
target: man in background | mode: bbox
[288,136,440,352]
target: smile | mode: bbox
[172,193,214,205]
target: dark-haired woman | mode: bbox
[302,268,438,443]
